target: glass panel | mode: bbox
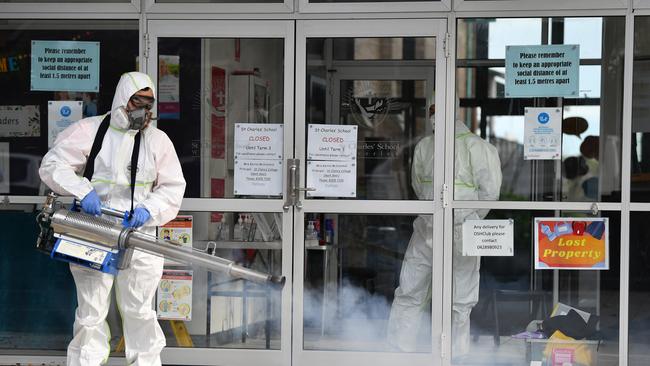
[157,0,281,2]
[451,209,620,365]
[456,17,624,202]
[632,17,650,202]
[306,37,435,200]
[303,213,432,352]
[629,212,650,365]
[157,38,284,199]
[332,38,436,61]
[158,211,282,349]
[310,0,436,2]
[0,20,138,196]
[0,208,75,351]
[0,0,127,2]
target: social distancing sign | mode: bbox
[505,44,579,98]
[31,40,100,92]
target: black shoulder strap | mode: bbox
[82,113,141,219]
[82,114,111,181]
[129,131,141,218]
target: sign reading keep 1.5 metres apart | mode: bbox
[505,44,579,98]
[31,40,100,92]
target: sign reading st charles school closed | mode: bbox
[534,217,609,270]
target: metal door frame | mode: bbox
[293,18,448,366]
[146,19,294,366]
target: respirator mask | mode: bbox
[113,94,156,131]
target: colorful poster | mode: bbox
[157,269,193,321]
[158,215,193,249]
[48,100,82,147]
[31,40,100,92]
[524,107,562,160]
[534,217,609,270]
[158,55,180,119]
[462,219,514,256]
[0,143,9,193]
[505,44,579,98]
[0,105,40,137]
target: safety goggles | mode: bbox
[129,94,155,111]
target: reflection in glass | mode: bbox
[332,38,436,61]
[629,212,650,365]
[302,213,431,352]
[452,209,620,365]
[157,38,284,199]
[632,17,650,202]
[456,17,624,202]
[306,37,435,200]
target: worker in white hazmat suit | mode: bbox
[39,72,186,366]
[387,110,501,357]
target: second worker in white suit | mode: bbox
[387,115,502,357]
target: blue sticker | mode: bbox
[537,112,549,124]
[60,106,71,117]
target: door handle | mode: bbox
[296,187,316,192]
[283,159,315,211]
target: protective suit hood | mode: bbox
[455,119,471,136]
[110,72,156,130]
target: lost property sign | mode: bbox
[534,217,609,270]
[505,44,579,98]
[462,219,514,257]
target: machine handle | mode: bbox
[72,198,127,219]
[101,207,127,219]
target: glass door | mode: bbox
[146,19,294,366]
[293,19,447,366]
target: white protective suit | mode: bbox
[387,120,502,356]
[39,72,186,366]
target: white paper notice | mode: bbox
[234,159,283,196]
[157,270,193,321]
[48,101,82,147]
[307,124,358,161]
[524,107,562,160]
[462,219,514,256]
[307,160,356,197]
[234,123,283,160]
[0,105,40,137]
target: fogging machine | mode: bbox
[35,193,285,289]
